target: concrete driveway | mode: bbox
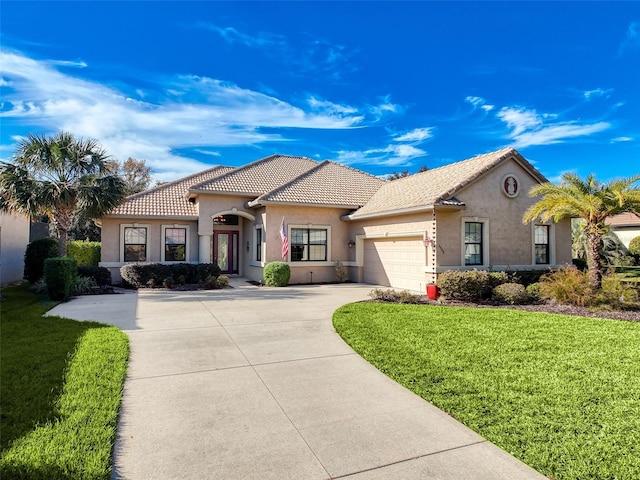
[47,280,545,480]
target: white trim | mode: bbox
[161,224,191,262]
[210,209,255,222]
[461,217,490,267]
[437,264,566,273]
[501,173,521,198]
[119,223,151,263]
[249,260,266,267]
[287,224,332,263]
[531,222,555,266]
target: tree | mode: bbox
[118,157,152,195]
[0,132,127,257]
[386,165,428,181]
[523,173,640,291]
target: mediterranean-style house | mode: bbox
[0,212,30,286]
[98,147,573,291]
[605,212,640,249]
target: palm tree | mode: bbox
[523,173,640,291]
[0,132,127,257]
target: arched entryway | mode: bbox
[210,210,255,275]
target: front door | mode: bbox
[213,231,239,274]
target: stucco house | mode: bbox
[0,212,30,286]
[98,147,572,291]
[605,212,640,249]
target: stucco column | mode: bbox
[199,234,212,263]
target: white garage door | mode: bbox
[363,237,426,292]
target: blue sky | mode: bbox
[1,1,638,183]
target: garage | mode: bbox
[363,237,426,292]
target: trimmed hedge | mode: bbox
[44,257,78,301]
[67,240,101,266]
[24,237,58,283]
[77,266,112,286]
[263,262,290,287]
[493,282,530,305]
[437,270,508,301]
[120,263,220,288]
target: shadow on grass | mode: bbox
[0,286,105,453]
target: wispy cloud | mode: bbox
[465,95,494,112]
[618,21,640,56]
[393,127,434,142]
[583,88,613,100]
[0,49,394,180]
[197,23,284,49]
[611,136,633,143]
[335,143,427,167]
[497,106,610,148]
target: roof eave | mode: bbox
[249,199,363,209]
[101,214,199,221]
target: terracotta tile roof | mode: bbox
[605,212,640,227]
[107,166,234,217]
[191,154,319,195]
[250,161,386,207]
[349,147,538,219]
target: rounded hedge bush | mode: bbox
[493,282,529,305]
[263,261,290,287]
[628,235,640,255]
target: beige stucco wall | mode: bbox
[0,213,30,285]
[100,217,199,281]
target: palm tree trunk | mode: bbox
[52,207,73,257]
[585,232,603,291]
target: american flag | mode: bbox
[279,217,289,260]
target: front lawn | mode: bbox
[0,286,129,480]
[333,303,640,480]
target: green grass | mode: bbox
[0,285,129,480]
[333,303,640,480]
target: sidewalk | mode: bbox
[48,282,545,480]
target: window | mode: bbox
[255,226,263,262]
[534,225,550,264]
[165,227,186,262]
[124,227,147,262]
[291,228,327,262]
[464,222,483,266]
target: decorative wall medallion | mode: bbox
[502,174,520,198]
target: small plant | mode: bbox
[162,277,174,289]
[595,275,639,309]
[205,275,219,289]
[176,275,186,286]
[493,282,530,305]
[263,261,290,287]
[369,288,422,304]
[526,282,541,301]
[628,235,640,255]
[335,261,348,283]
[216,275,230,287]
[539,268,591,307]
[77,266,112,286]
[74,275,99,295]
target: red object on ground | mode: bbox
[426,284,440,300]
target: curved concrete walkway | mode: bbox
[48,280,545,480]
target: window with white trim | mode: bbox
[123,226,148,262]
[534,225,550,264]
[161,225,190,262]
[291,228,327,262]
[464,222,483,265]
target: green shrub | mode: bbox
[526,282,541,301]
[437,269,509,301]
[493,282,530,305]
[67,240,101,266]
[216,275,230,287]
[595,275,639,309]
[24,237,58,283]
[628,236,640,255]
[509,270,549,286]
[74,275,98,295]
[369,288,422,304]
[119,263,221,288]
[163,277,175,288]
[572,258,588,271]
[205,275,219,289]
[263,261,290,287]
[77,266,112,286]
[539,268,590,307]
[44,257,78,301]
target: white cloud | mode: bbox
[466,95,495,112]
[0,49,386,178]
[198,23,284,49]
[583,88,613,99]
[393,127,434,143]
[335,143,426,167]
[497,106,610,148]
[618,21,640,56]
[612,136,633,142]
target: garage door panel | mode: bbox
[363,238,425,292]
